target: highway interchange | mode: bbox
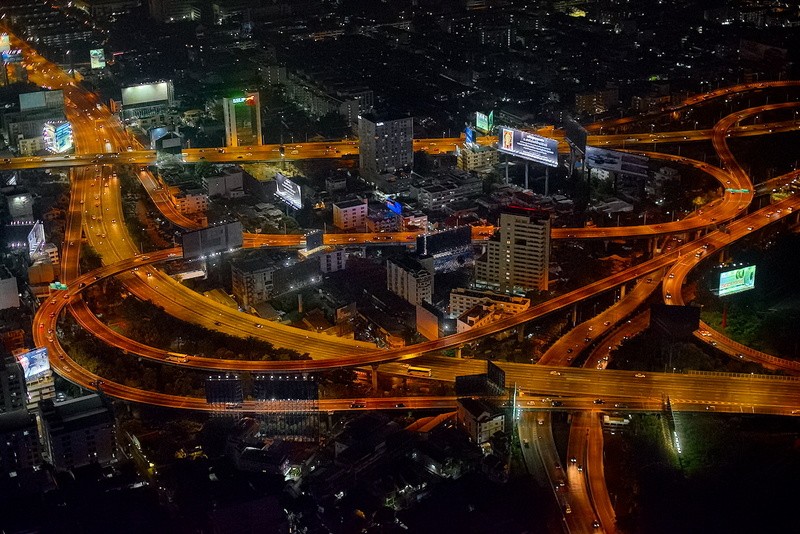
[6,29,800,534]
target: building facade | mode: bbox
[475,207,551,294]
[332,198,368,230]
[42,395,117,471]
[456,398,505,444]
[449,288,530,317]
[358,114,413,179]
[386,256,432,306]
[223,92,262,147]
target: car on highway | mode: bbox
[394,403,405,408]
[551,400,563,407]
[665,292,672,299]
[350,402,366,408]
[523,439,529,448]
[549,370,561,376]
[634,373,646,378]
[593,399,605,404]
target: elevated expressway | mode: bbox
[12,28,797,534]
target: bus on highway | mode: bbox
[407,366,432,377]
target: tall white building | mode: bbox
[358,114,413,179]
[387,256,433,306]
[223,92,262,147]
[475,207,551,294]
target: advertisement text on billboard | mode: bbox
[718,265,756,297]
[497,127,559,167]
[275,173,302,209]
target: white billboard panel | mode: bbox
[0,33,10,53]
[275,173,302,209]
[121,82,172,107]
[718,265,756,297]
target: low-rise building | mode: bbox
[319,249,347,274]
[386,256,433,306]
[457,143,498,171]
[332,198,368,230]
[456,397,505,444]
[449,288,531,317]
[231,252,320,309]
[204,167,245,198]
[168,185,208,215]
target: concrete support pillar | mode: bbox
[371,364,379,394]
[455,345,462,358]
[571,305,578,327]
[619,284,626,299]
[524,161,529,189]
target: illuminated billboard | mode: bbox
[90,49,106,69]
[475,111,494,134]
[16,347,50,382]
[465,126,475,146]
[275,173,302,209]
[1,49,22,63]
[0,33,9,53]
[27,221,45,259]
[386,199,402,215]
[43,121,73,153]
[121,81,174,107]
[585,146,648,178]
[497,127,559,167]
[718,265,756,297]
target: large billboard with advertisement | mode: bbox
[27,221,45,259]
[475,111,494,134]
[16,347,50,382]
[718,265,756,297]
[584,146,649,178]
[90,49,106,69]
[20,90,64,112]
[181,221,243,260]
[121,81,174,107]
[2,49,22,63]
[43,121,73,153]
[497,127,559,167]
[275,173,302,209]
[0,33,9,53]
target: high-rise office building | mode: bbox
[475,207,551,294]
[223,92,262,147]
[0,354,26,415]
[41,395,117,471]
[358,113,413,179]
